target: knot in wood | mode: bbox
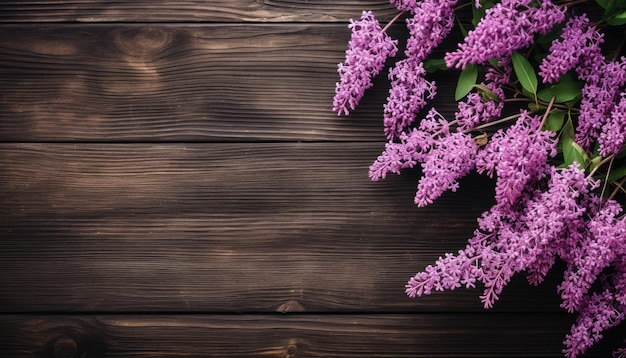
[113,27,174,57]
[276,299,305,313]
[52,336,78,358]
[286,344,298,358]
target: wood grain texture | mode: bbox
[0,24,460,142]
[0,142,571,313]
[0,1,399,23]
[4,313,621,358]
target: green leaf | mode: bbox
[543,110,566,132]
[455,64,478,101]
[597,0,610,9]
[589,155,603,172]
[423,58,448,73]
[562,137,588,167]
[512,51,538,95]
[608,166,626,181]
[537,81,583,103]
[472,5,487,27]
[456,17,468,37]
[562,115,574,138]
[607,10,626,25]
[473,84,499,101]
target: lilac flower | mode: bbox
[539,14,603,83]
[481,165,592,307]
[563,289,625,358]
[576,59,626,151]
[404,0,458,62]
[333,11,398,116]
[414,131,478,207]
[407,164,598,309]
[455,66,509,130]
[370,108,448,180]
[406,243,487,298]
[475,111,557,208]
[598,92,626,156]
[559,198,626,312]
[369,128,434,180]
[445,0,565,68]
[390,0,419,13]
[383,59,437,139]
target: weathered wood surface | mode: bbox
[0,1,399,23]
[0,314,599,357]
[0,24,459,142]
[0,142,566,313]
[0,2,624,357]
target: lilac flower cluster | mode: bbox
[402,0,458,62]
[406,164,604,310]
[334,1,626,356]
[333,11,398,116]
[539,14,626,153]
[455,66,509,130]
[577,59,626,154]
[414,125,478,206]
[445,0,565,68]
[476,111,558,207]
[383,59,437,139]
[371,108,480,206]
[539,14,603,84]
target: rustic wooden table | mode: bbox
[0,1,623,357]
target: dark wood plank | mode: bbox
[0,142,571,313]
[4,313,620,357]
[0,1,398,23]
[0,24,459,142]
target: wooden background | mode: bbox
[0,1,623,357]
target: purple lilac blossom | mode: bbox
[333,11,398,116]
[563,289,625,358]
[475,111,558,208]
[406,164,599,310]
[598,92,626,156]
[389,0,419,13]
[445,0,565,69]
[404,0,458,62]
[370,108,448,180]
[414,131,479,207]
[455,66,510,130]
[383,58,437,139]
[539,14,602,83]
[559,198,626,313]
[576,59,626,151]
[369,128,434,180]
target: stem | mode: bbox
[465,113,522,133]
[382,11,405,33]
[609,176,626,200]
[588,154,616,178]
[599,156,614,200]
[503,97,572,111]
[453,1,475,11]
[555,0,590,7]
[539,96,556,129]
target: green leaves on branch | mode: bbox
[455,64,478,100]
[512,51,538,96]
[423,58,448,73]
[543,110,566,132]
[537,81,583,105]
[596,0,626,24]
[560,117,588,167]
